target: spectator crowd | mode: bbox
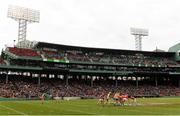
[4,47,179,67]
[0,78,180,99]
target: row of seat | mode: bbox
[6,47,180,66]
[41,50,65,60]
[8,47,41,58]
[0,57,5,64]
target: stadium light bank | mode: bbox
[130,28,148,51]
[7,5,40,48]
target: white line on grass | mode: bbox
[0,104,28,115]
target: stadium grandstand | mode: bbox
[0,40,180,99]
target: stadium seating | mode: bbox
[4,46,179,68]
[66,51,90,62]
[0,78,180,98]
[41,50,65,60]
[7,47,41,58]
[64,51,179,66]
[0,44,180,99]
[0,57,6,65]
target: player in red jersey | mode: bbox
[118,94,128,106]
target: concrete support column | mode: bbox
[55,74,58,78]
[115,76,118,87]
[91,76,93,87]
[30,72,32,78]
[136,77,138,88]
[66,75,69,86]
[6,71,9,84]
[155,77,158,87]
[38,74,41,86]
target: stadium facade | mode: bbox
[0,41,180,98]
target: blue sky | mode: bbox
[0,0,180,51]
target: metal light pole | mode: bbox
[7,5,40,48]
[130,28,148,51]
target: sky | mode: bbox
[0,0,180,52]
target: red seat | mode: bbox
[8,47,41,58]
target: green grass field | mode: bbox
[0,98,180,115]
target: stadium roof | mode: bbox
[153,49,165,52]
[36,42,175,57]
[168,43,180,52]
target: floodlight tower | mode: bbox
[7,5,40,48]
[130,28,148,51]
